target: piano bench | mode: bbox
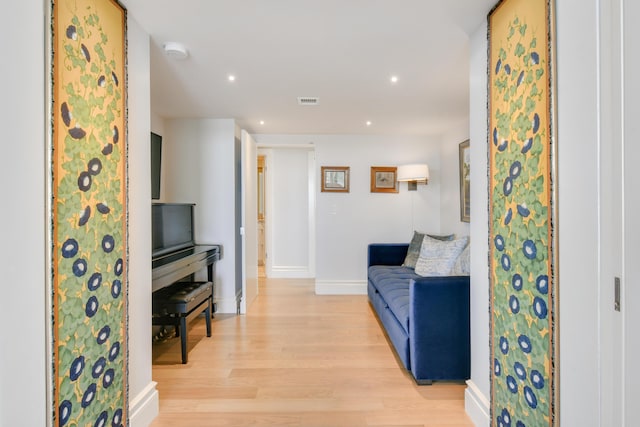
[152,281,213,364]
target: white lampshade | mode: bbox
[397,164,429,182]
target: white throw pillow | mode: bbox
[415,235,469,277]
[451,241,471,276]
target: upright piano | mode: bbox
[151,203,222,311]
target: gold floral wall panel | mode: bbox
[51,0,127,425]
[488,0,558,426]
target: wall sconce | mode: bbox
[397,164,429,191]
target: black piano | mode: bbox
[151,203,221,309]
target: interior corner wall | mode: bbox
[466,19,491,427]
[440,120,471,237]
[0,1,47,425]
[163,118,239,313]
[126,15,159,426]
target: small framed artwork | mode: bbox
[459,139,470,222]
[321,166,350,192]
[370,166,398,193]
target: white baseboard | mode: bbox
[129,381,159,427]
[269,265,313,279]
[465,380,490,427]
[214,297,239,314]
[315,280,367,295]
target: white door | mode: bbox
[599,0,624,424]
[623,0,640,422]
[261,146,316,279]
[241,130,258,313]
[600,0,639,424]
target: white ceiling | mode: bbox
[123,0,496,136]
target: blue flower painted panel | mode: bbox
[52,0,127,425]
[489,0,558,426]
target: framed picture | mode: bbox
[370,166,398,193]
[321,166,350,192]
[489,0,558,426]
[459,140,470,222]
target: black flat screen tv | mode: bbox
[151,132,162,199]
[152,203,195,257]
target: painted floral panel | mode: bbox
[488,0,557,426]
[52,0,127,426]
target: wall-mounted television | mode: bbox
[152,203,195,257]
[151,132,162,199]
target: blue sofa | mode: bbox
[367,243,470,384]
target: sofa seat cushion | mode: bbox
[368,266,420,334]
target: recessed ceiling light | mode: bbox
[260,120,265,125]
[228,74,236,82]
[390,75,399,84]
[366,121,372,126]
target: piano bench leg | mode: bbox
[180,316,188,364]
[174,325,180,337]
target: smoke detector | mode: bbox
[297,97,319,106]
[163,42,189,60]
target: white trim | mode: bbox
[215,297,242,314]
[269,266,314,279]
[128,381,159,427]
[307,150,317,277]
[464,380,490,427]
[315,280,367,295]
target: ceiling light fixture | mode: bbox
[163,42,189,60]
[228,74,236,82]
[390,75,399,84]
[260,120,265,125]
[366,121,372,126]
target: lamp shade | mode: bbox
[397,164,429,182]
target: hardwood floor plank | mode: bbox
[151,278,473,427]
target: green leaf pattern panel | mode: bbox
[489,1,556,426]
[53,1,127,426]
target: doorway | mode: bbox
[257,155,266,278]
[256,146,316,279]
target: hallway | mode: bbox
[150,278,472,426]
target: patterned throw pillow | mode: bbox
[402,231,455,268]
[451,241,471,276]
[415,236,469,277]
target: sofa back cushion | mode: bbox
[415,236,469,276]
[402,231,455,268]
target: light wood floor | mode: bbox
[150,278,473,427]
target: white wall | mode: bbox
[254,134,443,294]
[556,0,601,425]
[163,119,239,313]
[0,2,47,425]
[465,20,491,427]
[127,16,159,426]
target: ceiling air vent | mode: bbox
[297,97,319,106]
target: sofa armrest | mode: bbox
[409,276,470,381]
[367,244,409,267]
